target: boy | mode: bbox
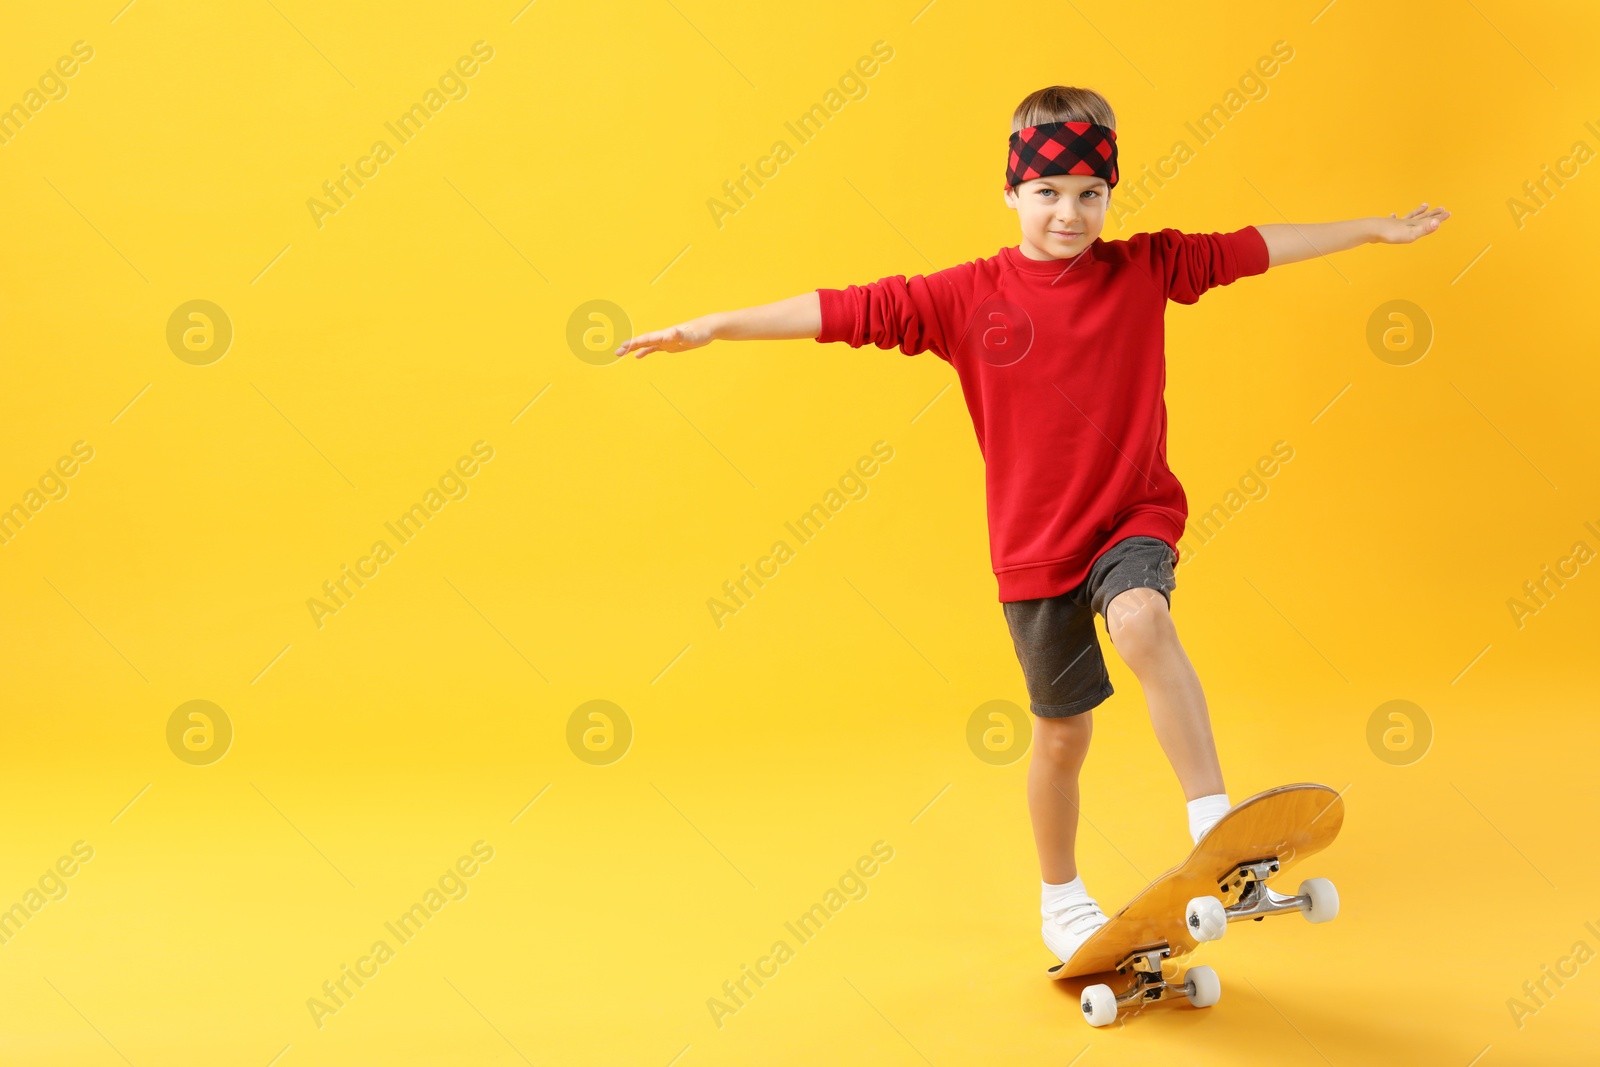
[616,85,1448,963]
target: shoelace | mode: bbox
[1045,898,1107,936]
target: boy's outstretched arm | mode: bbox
[1257,202,1451,268]
[614,293,821,359]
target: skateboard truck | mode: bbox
[1218,858,1302,919]
[1185,857,1340,941]
[1112,946,1180,1005]
[1078,945,1220,1026]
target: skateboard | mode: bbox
[1048,782,1344,1027]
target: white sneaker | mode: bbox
[1042,896,1109,963]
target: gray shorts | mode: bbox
[1001,536,1177,718]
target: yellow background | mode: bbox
[2,0,1597,1063]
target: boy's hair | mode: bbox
[1011,86,1116,132]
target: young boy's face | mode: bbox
[1004,174,1109,261]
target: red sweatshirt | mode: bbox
[815,226,1271,602]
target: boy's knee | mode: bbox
[1107,590,1175,667]
[1033,712,1092,765]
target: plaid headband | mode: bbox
[1005,121,1119,190]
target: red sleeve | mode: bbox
[1129,226,1270,305]
[815,262,973,361]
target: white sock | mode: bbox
[1042,875,1090,912]
[1187,793,1231,844]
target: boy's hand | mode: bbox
[615,317,716,359]
[1372,203,1451,244]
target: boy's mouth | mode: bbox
[1051,230,1083,239]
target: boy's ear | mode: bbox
[1003,185,1018,210]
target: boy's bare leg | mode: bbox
[1027,712,1093,883]
[1103,587,1226,801]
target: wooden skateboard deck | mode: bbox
[1050,782,1344,980]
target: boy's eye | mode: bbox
[1081,190,1099,200]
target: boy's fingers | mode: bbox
[617,330,669,354]
[616,323,700,357]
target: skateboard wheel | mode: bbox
[1185,896,1227,941]
[1299,878,1339,923]
[1184,965,1221,1008]
[1080,983,1117,1027]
